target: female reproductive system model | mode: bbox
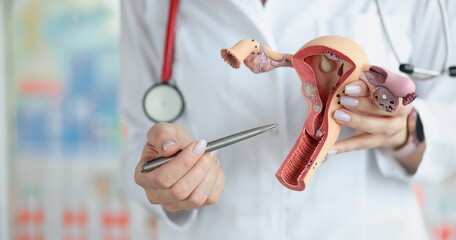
[221,36,417,191]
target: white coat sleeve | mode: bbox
[374,0,456,182]
[120,0,197,230]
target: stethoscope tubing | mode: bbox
[161,0,180,83]
[375,0,453,78]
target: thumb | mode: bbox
[146,123,190,157]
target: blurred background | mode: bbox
[0,0,455,239]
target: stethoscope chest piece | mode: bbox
[143,83,185,122]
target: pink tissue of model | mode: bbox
[221,35,417,191]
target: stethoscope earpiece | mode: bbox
[449,66,456,77]
[400,63,456,78]
[399,64,414,74]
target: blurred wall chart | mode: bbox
[9,1,157,239]
[5,0,456,240]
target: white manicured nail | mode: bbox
[334,110,351,122]
[340,96,359,107]
[192,139,207,155]
[210,150,219,158]
[327,149,338,156]
[163,140,176,151]
[345,84,361,95]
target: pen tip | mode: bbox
[262,123,278,132]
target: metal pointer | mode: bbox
[141,123,278,172]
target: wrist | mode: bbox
[384,108,425,158]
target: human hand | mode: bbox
[330,72,414,154]
[135,123,225,212]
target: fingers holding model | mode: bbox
[332,70,414,154]
[135,123,225,212]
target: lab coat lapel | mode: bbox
[227,0,277,49]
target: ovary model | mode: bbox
[221,35,417,191]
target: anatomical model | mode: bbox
[221,35,417,191]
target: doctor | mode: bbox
[121,0,456,239]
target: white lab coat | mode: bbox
[120,0,456,239]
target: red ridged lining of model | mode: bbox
[275,46,355,191]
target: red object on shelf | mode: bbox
[433,224,452,240]
[17,234,44,240]
[19,80,63,100]
[102,211,130,228]
[63,208,88,226]
[16,208,44,224]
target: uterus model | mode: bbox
[221,36,417,191]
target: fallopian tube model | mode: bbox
[221,36,417,191]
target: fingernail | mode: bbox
[163,140,176,151]
[340,96,358,107]
[327,149,338,156]
[334,110,351,122]
[345,84,361,95]
[192,139,207,155]
[210,150,218,158]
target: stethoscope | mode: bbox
[143,0,455,123]
[375,0,455,79]
[143,0,184,123]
